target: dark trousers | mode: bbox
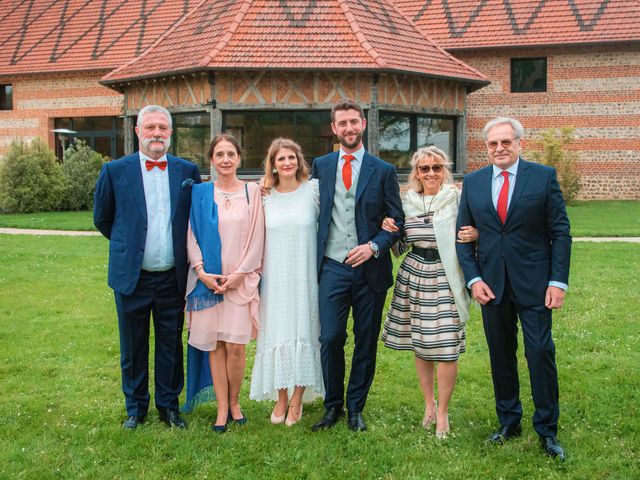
[481,280,560,437]
[318,257,387,413]
[114,269,185,416]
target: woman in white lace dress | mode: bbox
[249,138,324,426]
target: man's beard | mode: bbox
[337,130,363,150]
[142,136,171,154]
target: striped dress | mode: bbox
[381,214,466,362]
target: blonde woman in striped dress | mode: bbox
[381,146,476,438]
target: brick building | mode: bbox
[0,0,638,199]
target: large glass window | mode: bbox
[1,85,13,110]
[511,58,547,93]
[171,112,210,169]
[54,116,124,159]
[379,112,456,170]
[223,111,334,171]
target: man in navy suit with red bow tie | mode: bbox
[94,105,200,429]
[456,117,571,460]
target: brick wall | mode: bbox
[456,44,640,200]
[0,72,123,158]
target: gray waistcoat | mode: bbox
[325,168,359,262]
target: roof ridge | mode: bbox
[338,0,388,69]
[199,0,252,67]
[103,0,211,82]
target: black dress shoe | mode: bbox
[158,408,188,429]
[541,436,566,461]
[123,415,145,429]
[487,424,522,444]
[347,411,367,432]
[311,407,344,432]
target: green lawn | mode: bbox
[0,200,638,236]
[566,201,639,237]
[0,210,95,231]
[0,235,638,479]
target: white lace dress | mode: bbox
[249,179,325,401]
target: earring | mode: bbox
[272,168,278,174]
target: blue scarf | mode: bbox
[185,182,223,311]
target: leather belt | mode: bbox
[411,246,440,261]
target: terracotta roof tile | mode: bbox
[102,0,487,85]
[393,0,640,49]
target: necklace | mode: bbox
[421,186,441,223]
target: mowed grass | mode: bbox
[0,235,638,479]
[566,200,639,237]
[0,210,95,231]
[0,200,638,237]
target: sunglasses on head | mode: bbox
[487,138,517,150]
[418,164,443,174]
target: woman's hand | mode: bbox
[457,225,478,243]
[198,271,226,294]
[382,217,399,232]
[222,272,246,291]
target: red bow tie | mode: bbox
[145,159,167,171]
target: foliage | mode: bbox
[0,236,639,479]
[0,138,66,213]
[61,139,108,210]
[528,127,582,204]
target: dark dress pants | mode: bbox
[481,279,560,437]
[114,269,185,416]
[318,257,387,414]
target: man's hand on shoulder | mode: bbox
[545,286,565,310]
[471,281,495,305]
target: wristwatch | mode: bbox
[368,241,380,259]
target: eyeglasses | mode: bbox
[487,138,518,150]
[417,164,443,174]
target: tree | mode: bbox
[528,127,582,204]
[61,139,108,210]
[0,138,65,213]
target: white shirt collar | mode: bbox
[339,146,365,163]
[139,151,168,164]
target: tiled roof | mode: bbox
[101,0,487,85]
[0,0,193,76]
[393,0,640,49]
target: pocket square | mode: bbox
[181,178,195,189]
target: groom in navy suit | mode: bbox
[94,105,200,429]
[456,117,571,460]
[311,99,403,432]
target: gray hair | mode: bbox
[482,117,524,140]
[137,105,173,129]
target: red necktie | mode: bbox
[145,159,167,171]
[497,171,509,224]
[342,154,354,191]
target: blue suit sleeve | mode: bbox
[546,169,572,285]
[93,164,114,240]
[455,177,481,283]
[369,166,403,255]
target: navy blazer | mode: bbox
[312,150,404,293]
[94,153,201,296]
[456,159,571,307]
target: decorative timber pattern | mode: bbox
[394,0,639,48]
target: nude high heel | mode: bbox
[285,403,303,427]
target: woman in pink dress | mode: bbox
[185,134,264,433]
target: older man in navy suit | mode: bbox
[94,105,200,429]
[456,117,571,460]
[310,99,403,432]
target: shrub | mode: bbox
[528,127,582,204]
[61,139,108,210]
[0,138,65,213]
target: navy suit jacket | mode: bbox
[312,150,404,293]
[456,159,571,307]
[94,153,201,296]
